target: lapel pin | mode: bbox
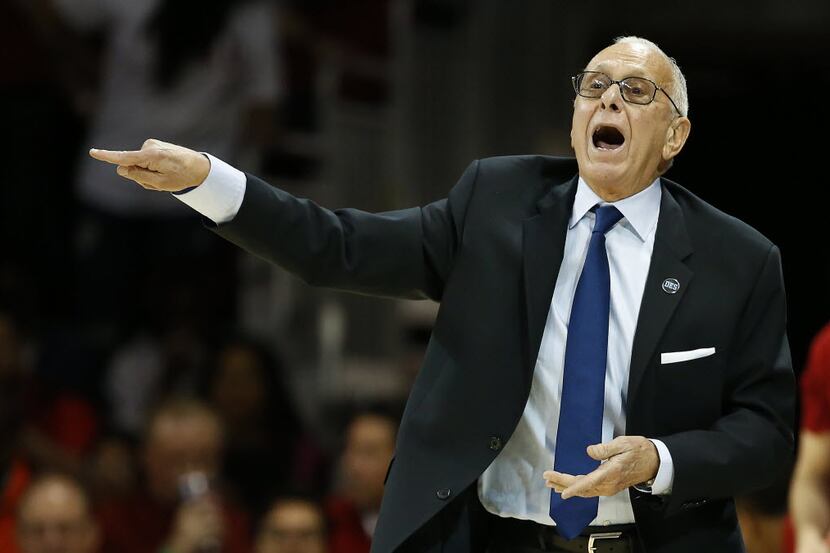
[662,278,680,294]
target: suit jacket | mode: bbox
[206,155,795,553]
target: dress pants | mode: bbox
[394,481,641,553]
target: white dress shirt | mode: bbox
[174,159,675,527]
[478,176,673,527]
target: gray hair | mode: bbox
[613,36,689,117]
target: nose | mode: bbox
[600,83,623,112]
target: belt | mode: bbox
[492,516,638,553]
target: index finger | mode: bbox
[89,148,147,166]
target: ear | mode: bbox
[662,116,691,162]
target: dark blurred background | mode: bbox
[1,1,828,553]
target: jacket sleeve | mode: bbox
[658,244,796,515]
[204,160,480,301]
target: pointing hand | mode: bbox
[89,139,210,193]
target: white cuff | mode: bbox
[172,153,246,224]
[644,438,674,495]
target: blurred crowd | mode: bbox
[1,0,405,552]
[1,0,829,553]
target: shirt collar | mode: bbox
[569,176,662,242]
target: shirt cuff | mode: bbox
[171,153,246,224]
[634,439,673,495]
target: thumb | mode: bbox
[587,438,627,461]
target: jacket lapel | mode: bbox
[522,175,578,372]
[627,182,694,403]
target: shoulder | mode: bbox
[475,155,578,181]
[451,155,577,218]
[662,177,776,257]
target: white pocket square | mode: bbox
[661,347,716,365]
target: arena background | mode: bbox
[1,1,828,553]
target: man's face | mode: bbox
[571,41,690,196]
[255,501,326,553]
[16,480,99,553]
[341,415,396,510]
[143,414,223,503]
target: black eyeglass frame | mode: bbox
[571,70,684,117]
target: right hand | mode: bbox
[89,139,210,192]
[165,497,225,553]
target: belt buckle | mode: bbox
[587,531,623,553]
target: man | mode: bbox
[96,397,250,553]
[790,322,830,553]
[325,410,398,553]
[89,36,795,553]
[256,496,328,553]
[16,474,100,553]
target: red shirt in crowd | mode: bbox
[324,496,372,553]
[0,459,32,553]
[97,492,250,553]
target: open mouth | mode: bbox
[592,125,626,151]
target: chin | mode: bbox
[579,160,629,187]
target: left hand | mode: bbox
[543,436,659,499]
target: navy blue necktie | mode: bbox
[549,204,623,539]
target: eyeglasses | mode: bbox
[571,71,683,116]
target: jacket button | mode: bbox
[436,488,452,500]
[489,436,503,451]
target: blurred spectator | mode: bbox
[15,474,100,553]
[1,309,34,553]
[97,397,250,553]
[201,336,325,513]
[324,408,397,553]
[790,322,830,553]
[104,320,208,440]
[255,495,327,553]
[0,309,101,487]
[45,0,281,350]
[736,475,791,553]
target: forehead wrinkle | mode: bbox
[589,53,671,88]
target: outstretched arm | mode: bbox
[90,139,479,300]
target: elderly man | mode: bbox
[90,36,794,553]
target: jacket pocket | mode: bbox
[660,347,716,365]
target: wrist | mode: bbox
[174,154,211,195]
[644,438,660,482]
[194,153,211,186]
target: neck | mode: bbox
[582,173,659,202]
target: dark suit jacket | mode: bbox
[206,155,795,553]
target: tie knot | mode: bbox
[592,205,623,235]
